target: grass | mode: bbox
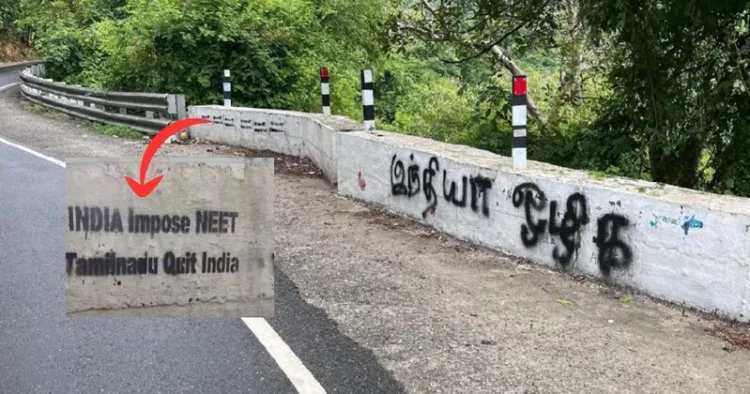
[27,102,144,139]
[588,170,607,180]
[27,102,71,121]
[27,103,52,113]
[89,123,144,140]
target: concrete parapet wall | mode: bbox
[188,105,359,183]
[337,131,750,321]
[187,105,750,321]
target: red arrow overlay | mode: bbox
[125,117,213,198]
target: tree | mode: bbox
[579,0,750,190]
[391,0,600,129]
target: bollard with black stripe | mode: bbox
[223,69,231,107]
[511,75,527,169]
[320,67,331,116]
[360,69,382,136]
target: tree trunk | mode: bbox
[648,138,704,188]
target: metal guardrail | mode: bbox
[0,60,45,72]
[19,63,186,135]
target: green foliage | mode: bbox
[89,123,143,139]
[0,1,18,37]
[387,69,476,142]
[579,0,750,193]
[8,0,750,198]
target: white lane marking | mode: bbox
[243,318,328,394]
[0,82,20,93]
[1,138,326,394]
[0,136,66,167]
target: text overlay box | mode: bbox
[65,157,274,317]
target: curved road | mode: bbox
[0,65,404,393]
[0,63,27,88]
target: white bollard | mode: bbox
[511,75,528,169]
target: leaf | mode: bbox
[620,295,633,304]
[557,298,573,305]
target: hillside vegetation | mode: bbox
[3,0,750,196]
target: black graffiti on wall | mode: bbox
[390,154,493,219]
[240,119,253,130]
[511,183,634,275]
[253,121,267,132]
[511,183,589,266]
[471,177,493,216]
[443,173,493,217]
[391,154,439,218]
[390,154,423,198]
[594,214,633,276]
[269,121,285,133]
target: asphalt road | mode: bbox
[0,63,28,88]
[0,66,405,393]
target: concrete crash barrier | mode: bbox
[186,104,750,321]
[65,157,274,317]
[188,105,360,183]
[337,131,750,322]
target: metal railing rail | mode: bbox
[19,63,186,135]
[0,60,45,72]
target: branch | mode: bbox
[439,22,526,64]
[396,18,549,127]
[457,19,489,35]
[395,20,448,42]
[421,0,436,15]
[489,45,548,126]
[733,40,750,97]
[667,58,716,83]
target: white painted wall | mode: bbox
[337,131,750,322]
[188,105,359,183]
[187,105,750,322]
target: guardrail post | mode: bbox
[320,67,331,115]
[223,70,231,107]
[511,75,528,169]
[176,94,186,120]
[72,85,83,106]
[167,94,187,120]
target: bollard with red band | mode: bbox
[320,67,331,116]
[511,75,527,169]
